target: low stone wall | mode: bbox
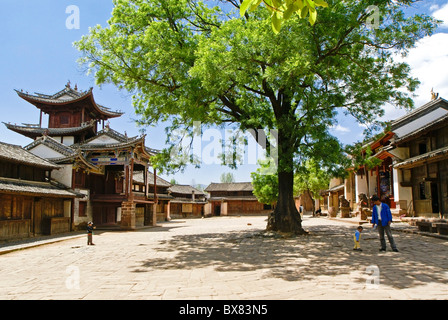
[415,219,448,236]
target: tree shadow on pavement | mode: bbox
[132,222,448,290]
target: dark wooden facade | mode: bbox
[205,182,270,216]
[359,131,396,209]
[392,97,448,217]
[132,171,173,223]
[169,185,207,218]
[0,142,77,240]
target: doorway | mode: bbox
[431,182,440,214]
[93,205,118,226]
[214,204,221,216]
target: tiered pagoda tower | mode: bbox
[4,82,168,230]
[5,82,123,144]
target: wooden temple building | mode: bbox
[318,92,448,220]
[132,171,173,223]
[3,83,163,232]
[0,141,79,240]
[204,182,271,216]
[169,184,207,218]
[390,95,448,217]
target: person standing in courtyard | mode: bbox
[353,226,363,251]
[371,195,398,252]
[87,221,96,245]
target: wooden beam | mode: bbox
[153,168,158,226]
[130,158,134,201]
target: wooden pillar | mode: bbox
[124,164,129,198]
[130,158,134,200]
[152,168,158,226]
[144,165,149,198]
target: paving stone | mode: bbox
[0,216,448,300]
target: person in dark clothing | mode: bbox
[371,195,398,252]
[87,221,96,245]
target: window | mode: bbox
[115,178,123,194]
[74,170,85,188]
[418,143,427,155]
[79,202,87,217]
[60,114,70,125]
[419,182,426,200]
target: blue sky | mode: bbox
[1,0,448,186]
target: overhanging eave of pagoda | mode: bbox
[81,137,154,169]
[3,121,96,139]
[80,136,147,152]
[53,153,104,175]
[15,88,123,120]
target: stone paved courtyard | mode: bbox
[0,215,447,300]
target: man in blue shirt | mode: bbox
[371,195,398,252]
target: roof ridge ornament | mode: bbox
[431,88,439,101]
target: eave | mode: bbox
[15,88,123,120]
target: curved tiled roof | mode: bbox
[3,121,96,139]
[0,141,59,169]
[132,171,171,187]
[169,184,205,195]
[15,86,124,119]
[204,182,253,192]
[0,177,78,198]
[24,135,75,157]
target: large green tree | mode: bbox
[76,0,438,234]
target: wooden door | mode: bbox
[93,205,117,225]
[106,206,116,224]
[33,199,42,235]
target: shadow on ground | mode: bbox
[131,221,448,290]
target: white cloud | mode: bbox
[330,124,351,133]
[430,4,440,12]
[381,102,407,122]
[433,3,448,28]
[402,32,448,107]
[375,30,448,123]
[339,6,448,143]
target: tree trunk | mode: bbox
[308,189,316,217]
[265,104,307,234]
[267,170,308,235]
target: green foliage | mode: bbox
[346,143,383,172]
[293,160,331,200]
[220,172,235,183]
[240,0,329,33]
[251,159,333,205]
[251,162,278,205]
[75,0,439,179]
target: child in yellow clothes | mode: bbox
[353,226,363,251]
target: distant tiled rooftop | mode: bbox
[0,141,59,169]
